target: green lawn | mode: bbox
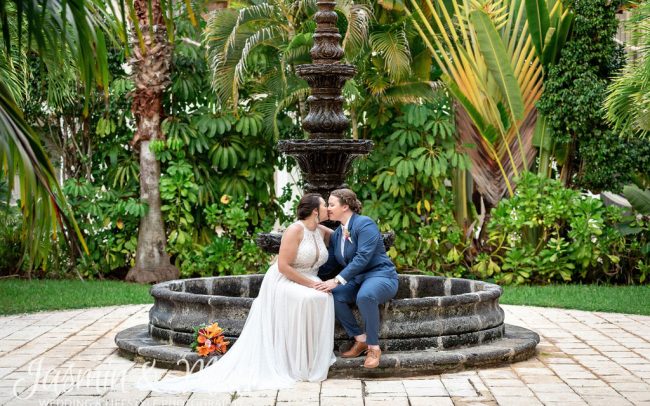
[500,284,650,316]
[0,279,648,316]
[0,279,152,315]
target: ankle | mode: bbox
[368,344,380,350]
[355,334,367,343]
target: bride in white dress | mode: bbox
[139,193,335,393]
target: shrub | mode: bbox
[354,99,473,276]
[478,172,648,284]
[173,197,273,278]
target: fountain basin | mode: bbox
[116,274,538,377]
[147,275,504,351]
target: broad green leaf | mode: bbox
[525,0,550,61]
[532,114,551,150]
[542,10,573,65]
[445,78,488,134]
[470,10,525,121]
[623,185,650,215]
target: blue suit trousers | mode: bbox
[332,276,398,346]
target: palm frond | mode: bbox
[0,81,87,267]
[604,1,650,139]
[234,26,289,95]
[0,50,25,104]
[407,0,544,205]
[0,0,129,268]
[381,81,438,104]
[257,83,311,140]
[205,4,290,109]
[605,59,650,138]
[370,25,412,81]
[337,0,371,56]
[225,3,279,62]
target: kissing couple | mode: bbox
[140,188,399,393]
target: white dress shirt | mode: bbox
[335,219,351,285]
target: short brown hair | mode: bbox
[297,193,323,220]
[330,188,362,214]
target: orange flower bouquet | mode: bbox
[191,322,229,357]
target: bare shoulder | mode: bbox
[282,222,303,241]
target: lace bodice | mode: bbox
[291,222,329,275]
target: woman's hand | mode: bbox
[314,279,338,292]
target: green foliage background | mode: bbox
[537,0,649,192]
[0,0,647,286]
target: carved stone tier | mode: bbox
[278,139,373,196]
[296,64,356,139]
[311,1,344,64]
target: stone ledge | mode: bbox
[115,324,539,378]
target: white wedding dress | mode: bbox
[139,222,335,393]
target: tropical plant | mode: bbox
[624,184,650,216]
[14,1,287,279]
[525,0,574,178]
[204,0,435,141]
[406,0,545,208]
[536,0,625,190]
[354,98,472,274]
[205,0,371,116]
[479,172,647,284]
[0,0,123,272]
[151,2,289,274]
[346,2,441,140]
[0,175,23,275]
[604,1,650,140]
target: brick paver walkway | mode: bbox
[0,305,649,405]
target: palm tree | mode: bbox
[0,0,121,272]
[124,0,179,283]
[204,0,431,139]
[406,0,547,208]
[605,1,650,140]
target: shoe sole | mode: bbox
[340,350,367,358]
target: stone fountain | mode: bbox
[115,1,539,377]
[257,0,374,252]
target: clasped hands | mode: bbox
[313,279,338,292]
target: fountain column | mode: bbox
[258,0,374,252]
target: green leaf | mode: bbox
[470,10,525,121]
[445,78,488,134]
[623,185,650,215]
[525,0,550,61]
[532,113,551,150]
[542,10,573,65]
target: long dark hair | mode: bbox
[296,193,323,220]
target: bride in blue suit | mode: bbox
[315,188,398,369]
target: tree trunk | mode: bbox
[125,0,179,283]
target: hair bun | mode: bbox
[354,199,362,213]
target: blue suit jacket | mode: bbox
[318,213,397,284]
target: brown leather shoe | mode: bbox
[364,347,381,368]
[341,341,368,358]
